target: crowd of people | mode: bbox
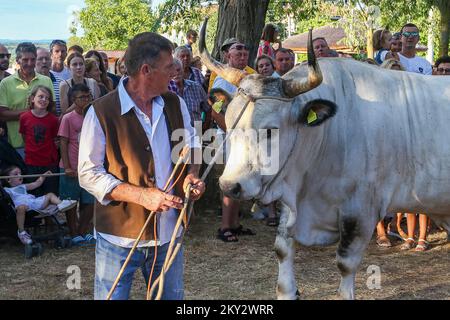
[0,21,448,299]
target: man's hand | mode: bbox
[139,187,183,212]
[183,173,206,201]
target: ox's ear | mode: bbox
[298,99,337,127]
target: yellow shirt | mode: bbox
[208,66,256,92]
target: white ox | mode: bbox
[199,21,450,300]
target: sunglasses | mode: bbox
[402,31,419,38]
[0,53,11,59]
[437,68,450,73]
[230,44,248,51]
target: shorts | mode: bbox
[59,168,95,204]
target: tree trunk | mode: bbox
[213,0,270,67]
[437,1,450,57]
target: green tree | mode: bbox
[77,0,155,50]
[430,0,450,56]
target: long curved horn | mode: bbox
[198,18,247,87]
[282,28,323,98]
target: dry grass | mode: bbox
[1,205,449,300]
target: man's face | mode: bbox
[17,52,36,76]
[436,62,450,75]
[147,50,176,94]
[227,43,249,70]
[188,34,197,45]
[0,46,10,71]
[401,26,420,51]
[51,44,67,65]
[177,50,191,70]
[172,63,184,83]
[35,49,51,75]
[274,51,294,76]
[313,39,331,58]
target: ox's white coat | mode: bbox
[219,58,450,299]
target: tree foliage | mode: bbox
[77,0,155,50]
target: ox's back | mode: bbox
[291,58,450,221]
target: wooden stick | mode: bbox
[0,172,66,180]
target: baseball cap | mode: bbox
[220,38,239,52]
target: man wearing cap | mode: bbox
[50,39,71,80]
[211,40,256,242]
[208,38,256,91]
[0,42,54,155]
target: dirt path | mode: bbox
[1,209,448,300]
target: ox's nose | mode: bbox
[220,181,242,199]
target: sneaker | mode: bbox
[84,233,96,244]
[18,230,33,245]
[57,200,77,212]
[71,235,86,246]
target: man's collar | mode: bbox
[118,76,164,116]
[13,70,39,82]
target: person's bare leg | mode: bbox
[78,204,94,236]
[376,220,391,247]
[65,207,79,238]
[46,192,62,205]
[396,213,408,239]
[16,205,27,231]
[416,214,429,251]
[400,213,416,250]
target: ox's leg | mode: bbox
[336,216,373,300]
[274,202,298,300]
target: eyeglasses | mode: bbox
[229,44,249,51]
[75,94,92,100]
[437,68,450,73]
[402,31,419,38]
[0,53,11,59]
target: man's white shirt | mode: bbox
[398,53,432,75]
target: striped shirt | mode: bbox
[188,66,205,87]
[49,72,62,116]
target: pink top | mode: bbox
[58,110,84,170]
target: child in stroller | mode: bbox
[1,165,77,245]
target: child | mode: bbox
[2,165,77,245]
[257,23,282,59]
[19,85,59,197]
[58,83,95,245]
[373,29,392,65]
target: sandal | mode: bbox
[400,238,415,250]
[266,217,279,227]
[415,239,429,252]
[376,235,392,248]
[217,228,238,242]
[232,225,256,236]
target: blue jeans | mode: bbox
[94,233,184,300]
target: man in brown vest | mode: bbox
[78,32,205,300]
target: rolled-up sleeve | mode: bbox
[78,106,123,205]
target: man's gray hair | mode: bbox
[124,32,173,76]
[174,45,192,59]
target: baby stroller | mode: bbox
[0,185,73,258]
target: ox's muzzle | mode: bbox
[219,179,242,199]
